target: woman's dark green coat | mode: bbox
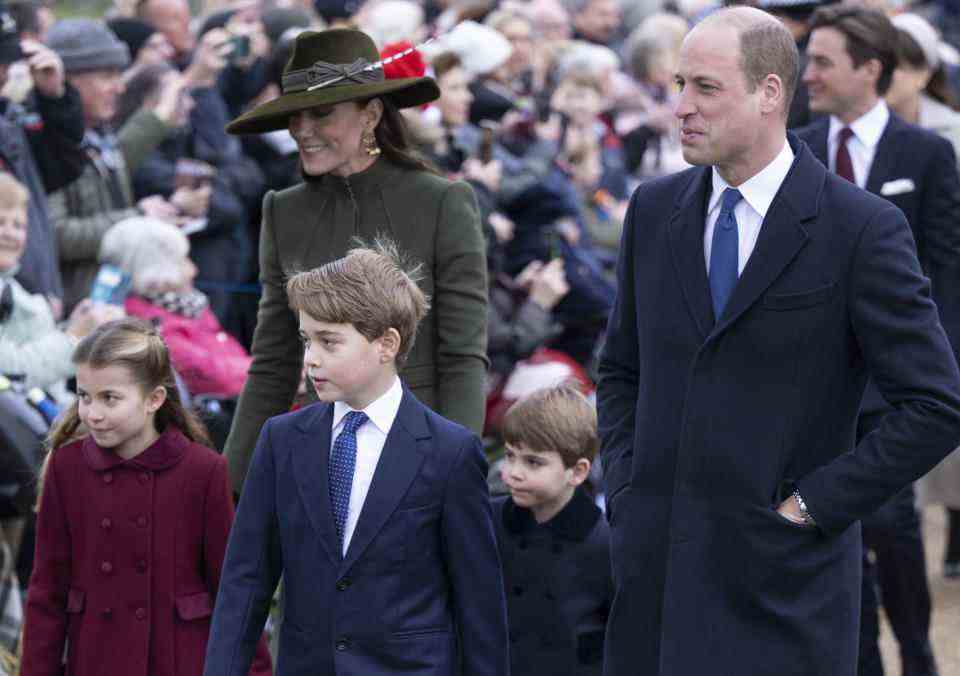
[223,158,488,491]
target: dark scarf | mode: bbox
[143,289,209,319]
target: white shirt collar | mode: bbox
[829,99,889,151]
[708,138,795,219]
[332,376,403,435]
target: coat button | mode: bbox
[336,578,350,591]
[139,472,150,484]
[136,560,148,573]
[103,473,113,484]
[100,561,113,574]
[100,518,112,530]
[335,638,349,651]
[135,607,146,620]
[101,608,113,619]
[512,585,524,596]
[137,516,148,528]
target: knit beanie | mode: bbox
[107,17,157,63]
[47,18,130,74]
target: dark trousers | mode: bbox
[857,415,937,676]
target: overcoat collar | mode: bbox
[667,133,821,341]
[81,425,190,472]
[291,387,432,570]
[502,487,601,542]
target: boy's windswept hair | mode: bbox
[502,382,598,467]
[286,237,431,366]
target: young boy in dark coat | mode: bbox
[204,240,509,676]
[494,383,613,676]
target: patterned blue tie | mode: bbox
[329,411,368,553]
[709,188,743,318]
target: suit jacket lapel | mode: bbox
[340,390,430,573]
[865,116,901,195]
[805,118,829,167]
[291,404,341,565]
[668,168,715,339]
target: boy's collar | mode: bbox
[503,486,601,541]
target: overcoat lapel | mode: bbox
[668,169,715,339]
[806,118,829,166]
[340,390,430,573]
[865,117,901,195]
[292,404,342,565]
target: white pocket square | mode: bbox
[880,178,915,196]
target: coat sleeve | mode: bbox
[596,188,642,500]
[432,181,489,435]
[21,454,73,676]
[223,190,303,492]
[205,420,284,676]
[201,455,274,676]
[440,434,509,676]
[796,204,960,534]
[48,184,139,263]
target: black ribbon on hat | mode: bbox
[281,58,383,94]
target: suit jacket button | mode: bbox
[336,578,350,591]
[100,561,113,574]
[335,638,349,651]
[135,607,146,620]
[512,585,524,596]
[100,518,112,530]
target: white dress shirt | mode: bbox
[703,139,795,275]
[330,376,403,556]
[827,100,889,189]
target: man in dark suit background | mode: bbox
[598,7,960,676]
[797,7,960,675]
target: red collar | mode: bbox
[81,426,190,472]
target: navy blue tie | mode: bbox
[709,188,743,318]
[329,411,368,553]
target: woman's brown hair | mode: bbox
[41,318,211,492]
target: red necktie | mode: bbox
[835,127,855,183]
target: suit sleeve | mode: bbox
[596,189,642,499]
[440,434,509,676]
[796,204,960,534]
[223,190,304,492]
[432,181,489,436]
[915,136,960,358]
[21,455,73,676]
[204,421,284,676]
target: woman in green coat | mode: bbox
[222,28,488,491]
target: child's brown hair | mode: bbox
[286,238,430,366]
[502,382,598,467]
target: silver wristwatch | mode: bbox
[792,488,816,527]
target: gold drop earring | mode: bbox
[363,128,381,157]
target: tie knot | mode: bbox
[720,188,743,216]
[838,127,854,143]
[342,411,368,434]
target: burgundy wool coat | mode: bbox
[21,426,272,676]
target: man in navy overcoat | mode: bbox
[597,8,960,676]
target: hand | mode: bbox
[171,184,212,217]
[528,257,570,311]
[184,28,231,88]
[535,112,562,143]
[46,295,63,321]
[555,217,580,246]
[776,495,807,525]
[514,259,544,291]
[66,300,125,340]
[152,71,191,126]
[488,212,515,244]
[225,14,269,69]
[138,195,179,222]
[462,158,502,193]
[21,39,65,98]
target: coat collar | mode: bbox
[668,133,820,340]
[81,425,190,472]
[502,487,601,542]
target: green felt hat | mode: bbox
[226,28,439,135]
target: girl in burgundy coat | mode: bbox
[21,318,272,676]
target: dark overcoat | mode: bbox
[223,157,489,492]
[597,136,960,676]
[21,427,272,676]
[493,490,612,676]
[205,389,509,676]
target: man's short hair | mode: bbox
[809,5,898,95]
[286,238,430,366]
[0,172,28,213]
[502,383,598,467]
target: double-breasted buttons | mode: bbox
[100,517,112,530]
[103,473,113,484]
[138,472,151,484]
[136,516,148,528]
[136,560,148,573]
[100,561,113,574]
[135,607,146,620]
[101,608,113,619]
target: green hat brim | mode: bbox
[226,76,440,135]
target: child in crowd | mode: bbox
[496,383,613,676]
[205,241,508,676]
[21,318,271,676]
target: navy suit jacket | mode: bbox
[204,389,509,676]
[596,135,960,676]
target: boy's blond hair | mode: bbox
[502,383,598,467]
[0,172,29,214]
[286,238,431,366]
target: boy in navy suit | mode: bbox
[494,384,612,676]
[204,241,509,676]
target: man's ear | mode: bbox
[569,458,592,486]
[760,73,785,116]
[378,328,401,363]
